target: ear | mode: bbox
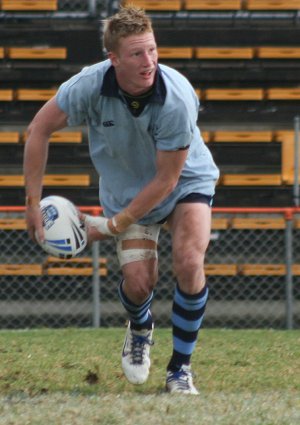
[108,51,120,67]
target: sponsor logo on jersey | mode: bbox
[103,120,115,127]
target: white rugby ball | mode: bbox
[37,195,87,259]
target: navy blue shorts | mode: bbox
[177,192,213,207]
[158,193,213,224]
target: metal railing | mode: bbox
[0,206,299,330]
[294,115,300,207]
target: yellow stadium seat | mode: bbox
[7,47,67,60]
[0,132,20,143]
[221,174,282,186]
[231,217,286,229]
[1,0,58,11]
[0,90,14,101]
[257,47,300,59]
[158,47,193,59]
[122,0,181,10]
[0,174,91,187]
[205,88,264,101]
[246,0,300,10]
[212,131,273,142]
[267,88,300,100]
[196,47,254,60]
[184,0,241,10]
[16,89,57,101]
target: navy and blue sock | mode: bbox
[118,280,153,330]
[167,284,209,372]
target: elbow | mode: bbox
[26,118,41,142]
[25,118,51,143]
[26,121,34,140]
[163,178,179,197]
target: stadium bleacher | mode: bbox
[1,0,58,11]
[123,0,300,11]
[1,0,300,207]
[0,0,299,332]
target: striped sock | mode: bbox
[168,284,209,372]
[118,280,153,330]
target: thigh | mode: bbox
[168,202,212,256]
[116,223,161,303]
[167,202,212,292]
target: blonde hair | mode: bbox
[103,6,153,52]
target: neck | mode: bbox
[121,87,154,98]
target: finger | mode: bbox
[28,226,36,242]
[36,226,45,243]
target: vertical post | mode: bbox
[284,217,293,329]
[293,115,300,207]
[92,241,101,327]
[88,0,97,17]
[106,0,119,15]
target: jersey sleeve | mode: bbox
[154,91,199,151]
[56,71,91,127]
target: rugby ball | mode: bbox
[37,195,87,259]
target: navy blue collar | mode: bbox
[101,64,166,104]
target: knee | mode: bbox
[123,268,158,304]
[173,252,206,291]
[174,250,204,275]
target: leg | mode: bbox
[169,201,211,294]
[166,201,211,394]
[115,224,160,384]
[119,258,157,330]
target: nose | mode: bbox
[142,52,153,66]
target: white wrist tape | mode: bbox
[84,215,114,236]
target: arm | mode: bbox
[125,148,189,221]
[23,97,68,241]
[86,148,189,237]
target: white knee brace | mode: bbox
[116,224,161,266]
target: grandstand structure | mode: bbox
[0,0,300,206]
[0,1,299,329]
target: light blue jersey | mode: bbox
[56,60,219,224]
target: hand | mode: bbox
[86,225,111,243]
[81,214,113,243]
[107,209,136,234]
[25,203,44,244]
[82,209,136,242]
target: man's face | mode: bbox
[109,32,158,96]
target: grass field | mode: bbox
[0,328,299,424]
